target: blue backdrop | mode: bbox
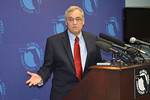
[0,0,125,100]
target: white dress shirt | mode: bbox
[68,30,87,71]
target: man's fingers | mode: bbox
[29,82,33,87]
[27,71,33,76]
[28,81,39,86]
[26,79,39,86]
[26,79,32,86]
[26,79,31,84]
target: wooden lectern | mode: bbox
[64,63,150,100]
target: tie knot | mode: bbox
[75,36,79,42]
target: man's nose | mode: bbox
[73,19,77,24]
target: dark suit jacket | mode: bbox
[37,30,102,100]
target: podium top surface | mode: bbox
[89,63,150,71]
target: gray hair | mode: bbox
[65,6,84,19]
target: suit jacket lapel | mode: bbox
[61,30,76,74]
[82,31,91,69]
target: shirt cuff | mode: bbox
[38,80,43,86]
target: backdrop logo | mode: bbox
[83,0,98,16]
[135,70,149,94]
[134,67,150,98]
[19,42,43,71]
[105,17,119,37]
[0,20,4,45]
[0,79,5,100]
[52,15,66,34]
[20,0,42,14]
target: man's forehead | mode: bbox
[67,11,82,17]
[68,9,81,14]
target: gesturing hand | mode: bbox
[26,71,42,86]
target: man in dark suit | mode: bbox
[26,6,102,100]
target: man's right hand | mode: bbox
[26,71,42,87]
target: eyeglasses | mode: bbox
[67,17,83,23]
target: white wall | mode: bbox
[126,0,150,7]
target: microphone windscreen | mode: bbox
[97,38,113,45]
[96,41,112,52]
[129,37,136,43]
[99,33,125,47]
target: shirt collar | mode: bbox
[67,30,82,41]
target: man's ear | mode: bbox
[82,17,85,25]
[65,18,68,26]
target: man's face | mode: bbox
[65,9,85,36]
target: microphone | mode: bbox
[99,33,147,55]
[99,33,125,47]
[97,38,127,51]
[130,37,150,46]
[96,41,133,64]
[96,40,112,52]
[97,38,139,59]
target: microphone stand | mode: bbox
[134,45,147,63]
[110,51,128,67]
[110,52,118,67]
